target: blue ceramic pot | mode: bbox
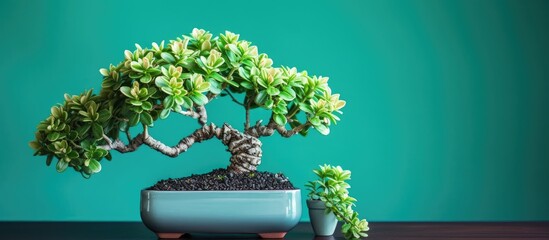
[141,189,301,239]
[307,199,338,236]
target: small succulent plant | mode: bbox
[306,164,369,239]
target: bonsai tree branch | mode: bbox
[244,117,310,138]
[273,122,310,137]
[99,133,145,153]
[196,106,208,125]
[224,89,244,106]
[286,104,301,120]
[102,134,113,146]
[245,107,251,130]
[244,99,252,130]
[99,123,262,172]
[177,110,201,119]
[177,106,208,125]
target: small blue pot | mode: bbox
[307,199,338,236]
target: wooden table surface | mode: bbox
[0,222,548,239]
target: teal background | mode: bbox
[1,0,548,221]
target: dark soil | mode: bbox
[148,168,296,191]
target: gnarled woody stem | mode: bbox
[99,123,262,172]
[244,119,310,138]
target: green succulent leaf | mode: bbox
[314,124,330,135]
[240,81,254,90]
[195,57,207,71]
[174,96,184,106]
[238,67,250,79]
[131,106,143,114]
[161,52,176,63]
[76,124,91,137]
[309,116,321,126]
[88,159,102,173]
[67,150,79,159]
[264,98,274,109]
[148,67,161,75]
[160,109,170,119]
[46,154,54,166]
[56,159,68,173]
[256,77,268,89]
[299,103,314,114]
[130,62,144,72]
[155,76,170,88]
[128,112,140,127]
[189,92,208,105]
[80,140,91,150]
[129,72,143,79]
[161,87,173,95]
[228,44,240,55]
[97,148,108,157]
[101,79,115,88]
[254,90,268,105]
[97,109,111,122]
[274,114,287,126]
[266,86,280,96]
[208,79,222,94]
[195,82,211,93]
[47,132,60,142]
[225,78,239,87]
[91,151,102,159]
[163,96,175,109]
[140,112,153,126]
[120,86,132,98]
[140,74,152,84]
[279,89,295,101]
[141,101,153,111]
[210,72,226,83]
[92,122,104,140]
[182,96,193,108]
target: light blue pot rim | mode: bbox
[142,189,301,193]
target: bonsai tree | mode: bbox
[30,29,346,178]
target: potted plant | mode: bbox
[306,164,369,239]
[29,28,346,238]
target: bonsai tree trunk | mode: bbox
[216,124,263,172]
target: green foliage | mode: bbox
[29,90,112,178]
[306,165,369,239]
[30,29,346,177]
